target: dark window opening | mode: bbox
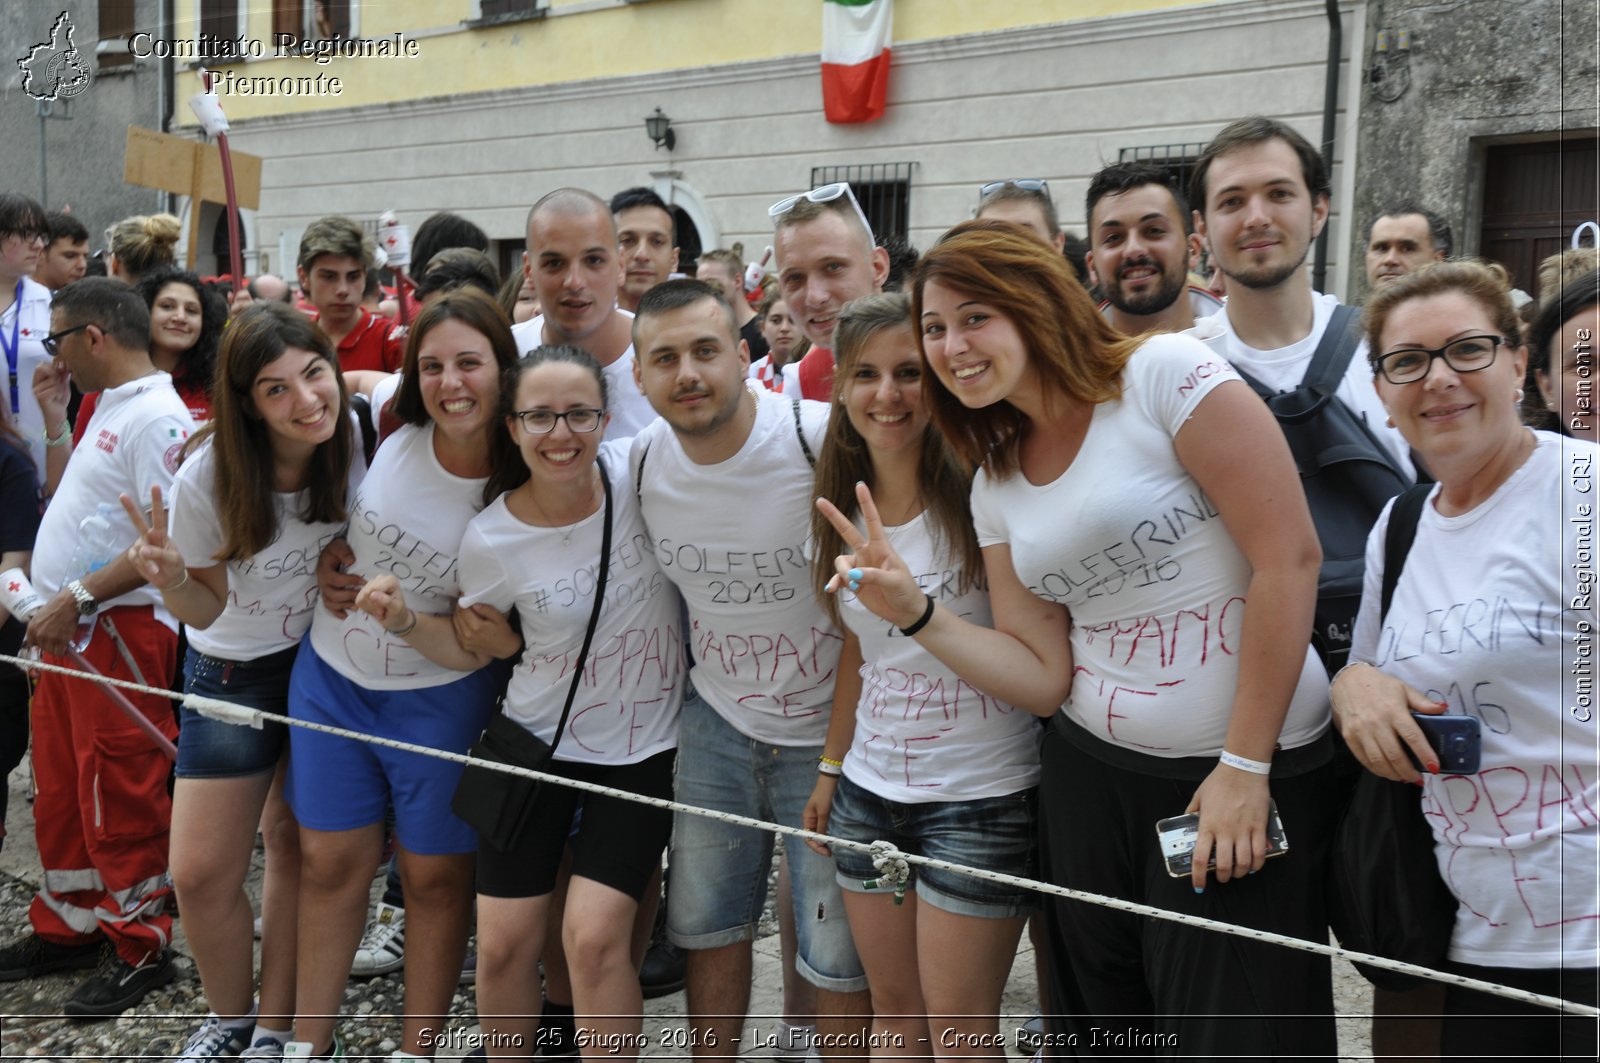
[810,162,916,243]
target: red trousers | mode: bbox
[29,607,178,965]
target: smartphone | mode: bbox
[1407,713,1482,774]
[1157,800,1288,878]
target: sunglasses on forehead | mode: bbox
[767,183,875,241]
[980,179,1051,199]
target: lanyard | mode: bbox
[0,279,21,415]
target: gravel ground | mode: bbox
[0,759,1373,1061]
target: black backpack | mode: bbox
[1231,304,1413,676]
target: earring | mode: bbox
[1385,415,1396,428]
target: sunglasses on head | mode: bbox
[980,179,1051,199]
[767,183,875,241]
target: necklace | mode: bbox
[530,471,600,547]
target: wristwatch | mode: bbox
[65,579,97,616]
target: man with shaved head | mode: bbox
[513,187,655,436]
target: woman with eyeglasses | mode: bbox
[288,288,521,1061]
[818,220,1338,1058]
[1331,260,1598,1060]
[358,345,683,1060]
[0,193,56,477]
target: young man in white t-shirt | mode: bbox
[1191,117,1411,475]
[512,189,655,438]
[1191,115,1425,1053]
[0,278,194,1016]
[629,280,869,1057]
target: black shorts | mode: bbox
[476,748,674,901]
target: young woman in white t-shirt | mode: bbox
[361,345,684,1059]
[802,293,1039,1057]
[1333,260,1598,1059]
[122,302,359,1060]
[818,221,1337,1057]
[290,288,523,1061]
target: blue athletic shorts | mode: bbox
[285,644,499,855]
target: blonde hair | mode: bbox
[107,213,181,281]
[1538,248,1599,307]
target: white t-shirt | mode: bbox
[4,276,55,475]
[838,512,1040,802]
[511,312,656,439]
[631,387,840,745]
[459,441,682,765]
[168,439,364,661]
[971,333,1329,758]
[1350,432,1600,969]
[1204,291,1414,479]
[308,422,487,689]
[33,372,195,625]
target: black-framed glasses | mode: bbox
[767,182,875,239]
[513,407,604,435]
[980,179,1050,198]
[41,323,91,358]
[1375,334,1506,385]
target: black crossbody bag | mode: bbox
[1328,483,1457,990]
[450,463,614,852]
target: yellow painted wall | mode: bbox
[172,0,1215,122]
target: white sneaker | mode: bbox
[176,1014,250,1062]
[775,1023,816,1063]
[349,902,405,977]
[240,1034,288,1060]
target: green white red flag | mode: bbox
[822,0,892,124]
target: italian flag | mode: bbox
[822,0,892,124]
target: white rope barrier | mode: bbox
[10,651,1597,1020]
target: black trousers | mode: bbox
[1037,723,1340,1061]
[1443,963,1598,1061]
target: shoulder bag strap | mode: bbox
[1380,483,1432,622]
[1303,303,1363,396]
[791,397,816,467]
[547,461,615,756]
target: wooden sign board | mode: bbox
[124,127,263,268]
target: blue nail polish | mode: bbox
[847,568,863,581]
[847,581,860,592]
[1193,886,1204,895]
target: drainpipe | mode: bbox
[159,0,175,212]
[1312,0,1341,293]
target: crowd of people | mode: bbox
[0,111,1594,1063]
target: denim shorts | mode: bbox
[666,689,866,993]
[829,773,1038,919]
[175,644,298,780]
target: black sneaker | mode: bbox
[0,933,105,981]
[62,947,176,1019]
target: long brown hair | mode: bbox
[809,293,982,624]
[912,219,1142,478]
[204,302,354,561]
[391,287,524,506]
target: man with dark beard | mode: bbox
[1192,117,1410,472]
[1084,162,1222,335]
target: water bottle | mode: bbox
[65,502,118,652]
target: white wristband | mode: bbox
[1219,749,1272,775]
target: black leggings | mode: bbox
[1443,963,1598,1061]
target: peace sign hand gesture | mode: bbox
[815,482,929,630]
[120,487,189,591]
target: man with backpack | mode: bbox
[1190,116,1431,1057]
[1191,117,1415,674]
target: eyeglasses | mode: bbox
[41,323,92,358]
[980,179,1051,199]
[1375,334,1506,385]
[767,183,875,240]
[513,407,604,435]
